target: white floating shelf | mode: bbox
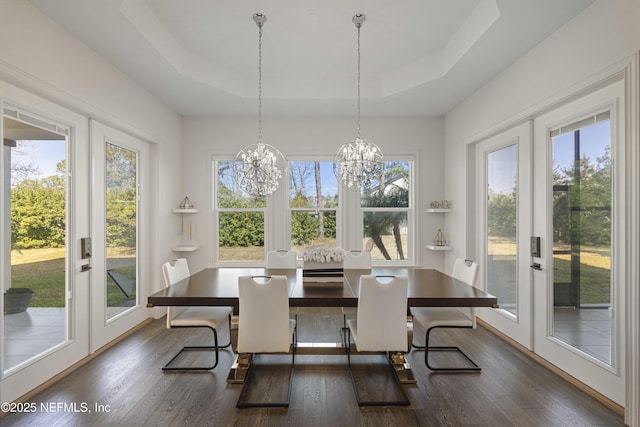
[172,208,199,214]
[426,245,453,251]
[426,208,452,213]
[172,245,199,252]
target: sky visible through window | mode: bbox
[289,160,338,198]
[488,120,610,195]
[12,139,65,180]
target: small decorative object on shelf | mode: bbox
[433,229,447,247]
[429,200,452,209]
[179,196,194,209]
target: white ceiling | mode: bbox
[29,0,595,117]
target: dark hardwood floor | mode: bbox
[1,308,624,426]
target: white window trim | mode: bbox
[212,154,416,266]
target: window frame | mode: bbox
[212,154,415,266]
[287,157,340,253]
[358,155,415,267]
[212,157,268,266]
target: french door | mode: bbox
[477,80,626,405]
[1,95,90,403]
[90,120,149,352]
[532,80,625,405]
[476,121,533,348]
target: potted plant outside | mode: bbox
[4,288,34,314]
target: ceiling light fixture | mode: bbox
[233,13,286,196]
[334,13,383,191]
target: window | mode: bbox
[288,160,338,251]
[361,160,412,262]
[214,159,265,262]
[213,156,414,265]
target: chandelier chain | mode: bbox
[258,20,263,144]
[357,23,361,140]
[233,13,286,197]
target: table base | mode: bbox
[226,344,416,384]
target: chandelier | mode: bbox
[233,13,287,196]
[334,13,384,191]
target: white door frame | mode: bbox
[90,119,149,352]
[465,56,639,423]
[475,121,533,349]
[532,80,626,405]
[0,87,90,404]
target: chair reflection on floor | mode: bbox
[236,275,297,408]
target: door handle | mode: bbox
[530,263,542,271]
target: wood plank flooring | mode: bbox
[1,308,624,426]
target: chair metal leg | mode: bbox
[345,330,410,406]
[346,328,351,366]
[236,354,294,408]
[236,330,297,408]
[422,326,481,372]
[341,313,348,351]
[162,316,233,371]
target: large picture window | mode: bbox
[213,156,413,265]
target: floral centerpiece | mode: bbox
[301,246,344,263]
[301,246,344,284]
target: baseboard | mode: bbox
[477,318,624,416]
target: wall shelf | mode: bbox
[426,208,451,213]
[172,207,199,252]
[426,245,452,251]
[172,245,199,252]
[172,208,199,214]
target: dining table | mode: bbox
[147,267,498,384]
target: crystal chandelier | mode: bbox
[234,13,287,196]
[334,13,384,191]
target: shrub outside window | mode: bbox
[361,160,411,262]
[215,159,265,262]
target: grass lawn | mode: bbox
[9,247,136,308]
[11,257,66,307]
[9,239,610,308]
[219,235,408,261]
[487,237,610,305]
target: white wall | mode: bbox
[181,116,444,273]
[443,0,640,423]
[0,1,182,296]
[443,0,640,269]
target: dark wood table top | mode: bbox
[147,267,498,309]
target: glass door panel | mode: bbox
[105,142,138,320]
[486,144,518,316]
[3,116,67,371]
[475,121,532,348]
[551,117,612,365]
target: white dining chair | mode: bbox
[410,259,481,371]
[236,275,297,407]
[266,249,298,269]
[161,258,233,371]
[345,275,409,406]
[266,250,298,320]
[341,250,372,347]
